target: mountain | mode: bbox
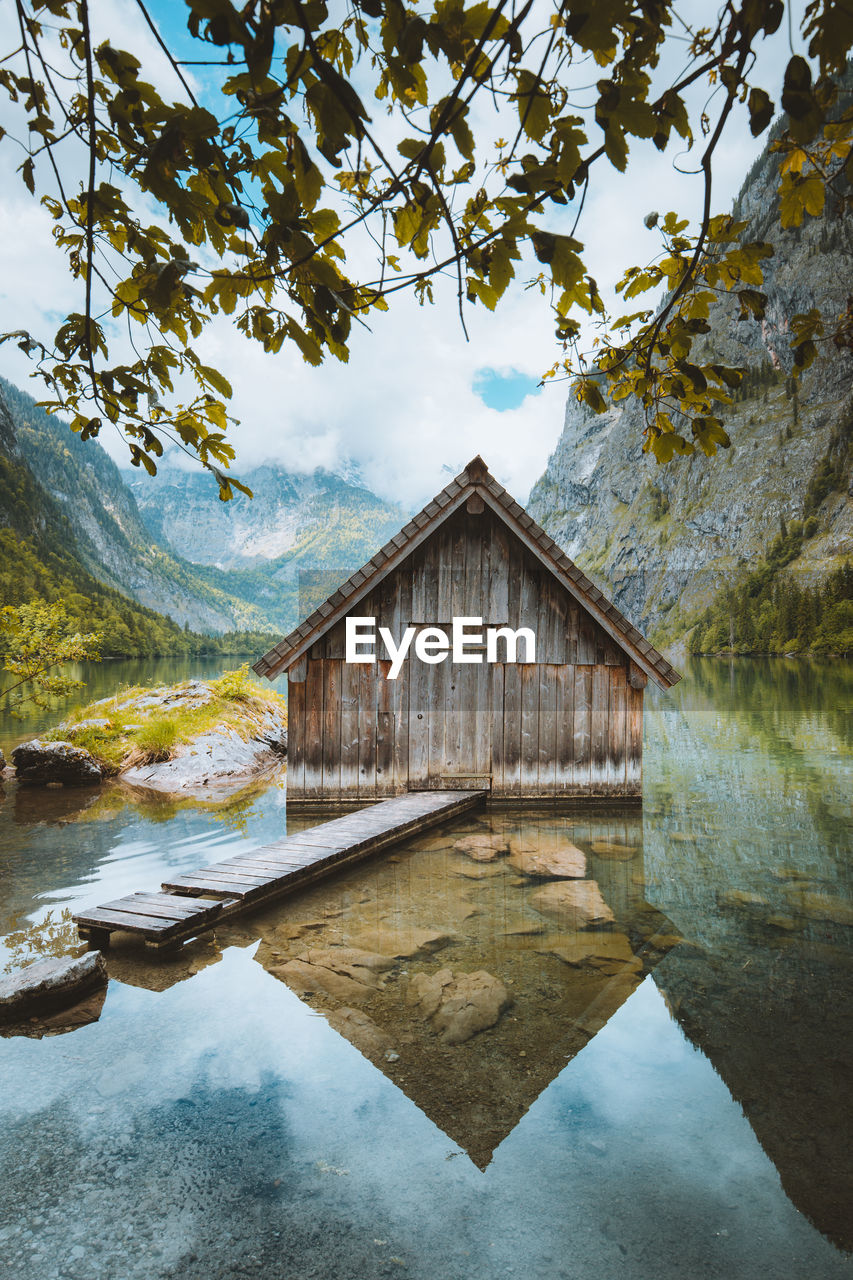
[1,378,410,638]
[122,460,407,572]
[1,379,271,633]
[528,114,853,652]
[0,385,248,658]
[121,459,409,624]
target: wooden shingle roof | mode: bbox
[253,455,681,690]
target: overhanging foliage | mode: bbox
[1,0,851,485]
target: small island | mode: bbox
[10,667,287,801]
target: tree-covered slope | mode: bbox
[0,389,274,657]
[1,376,412,640]
[1,379,272,633]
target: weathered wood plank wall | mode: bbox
[287,507,643,801]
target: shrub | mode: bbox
[210,664,257,703]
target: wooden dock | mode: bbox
[73,789,486,953]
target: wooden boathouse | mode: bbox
[253,456,679,804]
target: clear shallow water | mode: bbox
[0,656,851,1280]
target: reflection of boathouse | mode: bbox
[254,457,680,805]
[250,811,679,1169]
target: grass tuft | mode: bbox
[133,716,179,764]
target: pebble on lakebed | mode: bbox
[8,672,287,800]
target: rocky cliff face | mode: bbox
[528,122,853,648]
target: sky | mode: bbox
[0,2,807,507]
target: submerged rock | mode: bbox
[11,740,102,787]
[589,840,638,860]
[408,968,511,1044]
[718,889,770,912]
[539,930,642,973]
[453,833,509,861]
[529,880,616,928]
[0,951,107,1021]
[350,927,454,958]
[273,957,374,1002]
[327,1007,396,1063]
[452,859,507,879]
[508,842,586,879]
[296,947,396,984]
[781,889,853,928]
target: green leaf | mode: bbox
[693,416,731,456]
[575,378,607,414]
[513,70,552,144]
[197,364,232,398]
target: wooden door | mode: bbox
[408,661,492,790]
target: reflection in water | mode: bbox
[0,981,107,1040]
[642,657,853,1254]
[218,814,679,1169]
[0,656,850,1278]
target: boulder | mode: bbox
[529,880,615,928]
[453,833,509,861]
[350,927,454,958]
[508,841,586,879]
[0,951,107,1022]
[272,958,374,1003]
[121,704,286,800]
[327,1007,396,1063]
[65,718,112,737]
[115,681,214,713]
[408,968,511,1044]
[589,840,637,860]
[12,739,102,786]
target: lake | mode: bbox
[0,656,851,1280]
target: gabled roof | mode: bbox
[253,455,680,690]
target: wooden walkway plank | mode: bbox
[75,906,182,936]
[125,892,225,914]
[74,789,486,952]
[162,873,273,899]
[96,894,223,923]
